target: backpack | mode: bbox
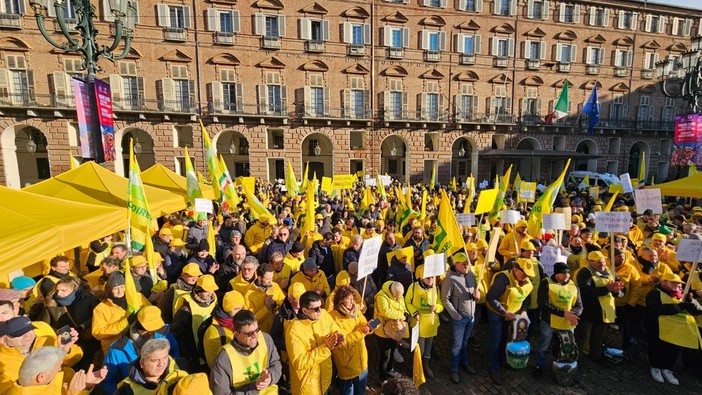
[552,329,579,362]
[196,316,227,362]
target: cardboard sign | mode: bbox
[356,235,382,280]
[479,180,489,189]
[333,174,357,190]
[379,175,393,186]
[619,173,634,193]
[677,239,702,262]
[456,213,476,226]
[634,188,663,214]
[542,213,567,230]
[594,211,631,233]
[411,322,420,352]
[475,188,499,215]
[365,178,377,187]
[423,253,446,278]
[486,228,502,263]
[520,182,536,202]
[194,198,213,214]
[321,177,333,193]
[540,246,562,277]
[500,210,521,224]
[562,207,572,229]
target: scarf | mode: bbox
[192,290,215,307]
[337,303,357,318]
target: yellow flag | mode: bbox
[604,191,619,212]
[450,176,457,191]
[429,164,436,189]
[360,185,375,210]
[69,155,80,170]
[300,162,309,191]
[207,219,216,256]
[124,260,144,314]
[286,160,299,197]
[241,181,271,220]
[475,188,499,215]
[301,181,316,233]
[433,189,464,256]
[413,345,426,387]
[376,175,388,200]
[489,165,512,220]
[527,159,571,237]
[639,151,646,187]
[420,189,428,220]
[514,172,522,191]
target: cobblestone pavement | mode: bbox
[348,312,702,395]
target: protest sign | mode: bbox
[456,213,476,226]
[235,176,255,192]
[333,174,357,190]
[677,239,702,263]
[365,178,377,187]
[619,173,634,193]
[500,210,521,224]
[411,322,420,352]
[634,188,662,214]
[379,175,393,186]
[357,235,382,280]
[423,253,446,278]
[475,188,499,215]
[520,182,536,202]
[594,211,630,233]
[589,187,600,200]
[479,180,489,189]
[542,213,567,230]
[321,177,333,193]
[540,246,561,277]
[194,198,213,214]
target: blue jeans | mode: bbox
[450,315,475,371]
[535,321,556,369]
[337,369,368,395]
[487,310,506,373]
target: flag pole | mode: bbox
[126,138,133,253]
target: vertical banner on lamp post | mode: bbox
[73,77,97,159]
[94,79,116,161]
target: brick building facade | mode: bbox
[0,0,701,187]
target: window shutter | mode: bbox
[543,1,549,20]
[109,74,124,106]
[627,50,633,67]
[475,0,483,12]
[559,3,565,23]
[458,0,467,11]
[323,87,330,116]
[570,45,577,62]
[51,71,68,106]
[439,31,446,51]
[235,83,243,111]
[617,10,624,29]
[490,38,497,56]
[137,77,145,108]
[631,12,638,30]
[588,6,595,26]
[508,38,515,57]
[524,40,531,59]
[183,6,191,29]
[210,81,223,112]
[402,27,410,48]
[493,0,499,15]
[343,88,351,116]
[103,0,115,22]
[645,14,652,32]
[342,22,351,43]
[206,9,217,31]
[441,0,448,8]
[299,18,310,40]
[159,78,174,111]
[622,104,629,118]
[527,0,534,19]
[402,92,408,118]
[472,94,479,114]
[420,93,427,120]
[455,95,462,118]
[672,17,680,35]
[258,84,269,114]
[684,19,692,36]
[26,70,34,101]
[539,41,546,59]
[475,35,481,53]
[364,24,371,44]
[230,11,239,33]
[658,16,665,34]
[188,80,196,110]
[456,33,465,53]
[574,5,581,23]
[486,97,493,116]
[599,48,605,65]
[423,0,430,6]
[505,98,512,115]
[383,91,391,117]
[303,86,311,114]
[157,4,169,27]
[322,20,330,41]
[510,0,517,16]
[438,95,445,116]
[556,44,563,61]
[278,15,286,37]
[254,13,264,35]
[603,8,610,26]
[421,30,428,50]
[0,70,11,100]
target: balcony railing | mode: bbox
[586,65,600,75]
[113,97,146,111]
[213,31,235,45]
[348,44,366,56]
[158,99,196,113]
[164,27,186,41]
[636,120,674,130]
[526,59,541,70]
[424,50,441,62]
[299,106,371,120]
[0,13,21,29]
[614,67,628,77]
[305,41,324,52]
[557,62,571,72]
[0,92,37,107]
[388,47,404,59]
[262,36,281,49]
[459,54,475,65]
[455,111,483,123]
[641,69,655,79]
[519,114,544,125]
[493,57,509,67]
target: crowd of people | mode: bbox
[1,177,702,394]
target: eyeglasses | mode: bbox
[306,305,322,312]
[239,327,261,338]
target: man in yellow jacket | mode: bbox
[290,258,331,300]
[243,264,286,333]
[283,242,306,274]
[245,214,273,255]
[285,291,344,395]
[497,220,532,264]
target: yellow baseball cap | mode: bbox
[661,272,684,283]
[516,220,528,228]
[182,263,202,277]
[196,274,219,292]
[289,282,307,300]
[415,264,425,279]
[130,256,148,267]
[465,243,478,252]
[588,251,606,261]
[423,249,435,258]
[515,258,535,277]
[222,290,245,312]
[453,252,468,264]
[520,240,536,251]
[652,233,667,243]
[159,227,173,236]
[476,239,489,249]
[137,306,165,331]
[169,238,186,247]
[173,373,210,394]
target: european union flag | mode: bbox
[582,86,600,136]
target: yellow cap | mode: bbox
[130,256,148,267]
[520,240,536,251]
[652,233,667,242]
[465,243,478,252]
[173,373,211,395]
[423,249,435,258]
[289,282,307,300]
[588,251,606,261]
[182,263,202,277]
[515,258,535,277]
[137,306,165,331]
[315,213,324,220]
[415,264,425,279]
[661,272,684,283]
[169,238,186,247]
[159,227,173,236]
[222,290,245,312]
[196,274,219,292]
[516,219,528,228]
[396,249,409,260]
[259,214,271,223]
[476,239,489,249]
[453,252,468,263]
[336,271,350,286]
[376,220,385,226]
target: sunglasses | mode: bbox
[239,327,261,338]
[306,305,323,312]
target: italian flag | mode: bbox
[545,83,569,124]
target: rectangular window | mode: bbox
[265,15,279,36]
[559,44,573,63]
[532,1,543,19]
[169,6,185,28]
[529,41,541,60]
[4,0,23,14]
[426,93,439,120]
[621,12,633,29]
[219,11,233,33]
[427,31,440,51]
[460,95,475,116]
[310,87,324,116]
[122,76,139,108]
[524,98,538,116]
[497,39,508,56]
[594,8,605,26]
[223,83,238,111]
[267,85,281,113]
[174,79,190,111]
[499,0,510,15]
[310,20,323,41]
[390,91,403,118]
[644,53,657,69]
[615,49,632,67]
[351,90,365,118]
[352,24,363,45]
[587,47,605,65]
[650,16,659,32]
[563,5,574,23]
[462,35,476,54]
[465,0,477,12]
[391,29,402,47]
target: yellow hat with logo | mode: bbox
[182,263,202,277]
[130,256,148,267]
[222,290,245,312]
[289,282,307,300]
[515,258,535,277]
[196,274,218,292]
[588,251,606,261]
[137,306,165,332]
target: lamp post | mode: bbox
[656,36,702,114]
[29,0,136,162]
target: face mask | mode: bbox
[55,290,77,307]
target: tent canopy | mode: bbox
[645,173,702,198]
[141,163,215,201]
[0,185,127,275]
[24,161,186,217]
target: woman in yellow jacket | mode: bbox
[92,272,149,352]
[373,281,409,382]
[405,265,444,379]
[329,285,373,395]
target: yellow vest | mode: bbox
[528,259,542,310]
[495,271,533,314]
[171,286,190,315]
[658,290,702,349]
[221,334,277,394]
[117,358,186,395]
[175,294,216,347]
[546,278,578,330]
[585,266,616,323]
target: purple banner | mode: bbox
[73,77,96,159]
[94,79,116,161]
[673,114,702,166]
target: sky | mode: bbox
[647,0,702,10]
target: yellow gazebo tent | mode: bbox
[0,185,127,275]
[23,161,186,217]
[141,163,215,201]
[645,173,702,198]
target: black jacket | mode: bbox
[309,240,335,277]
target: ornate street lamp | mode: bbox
[26,137,37,154]
[229,138,238,154]
[390,142,398,157]
[133,138,142,154]
[656,36,702,114]
[458,142,466,157]
[313,141,321,156]
[29,0,136,162]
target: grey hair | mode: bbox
[243,255,260,269]
[140,338,170,361]
[389,281,404,298]
[352,235,364,244]
[18,346,66,386]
